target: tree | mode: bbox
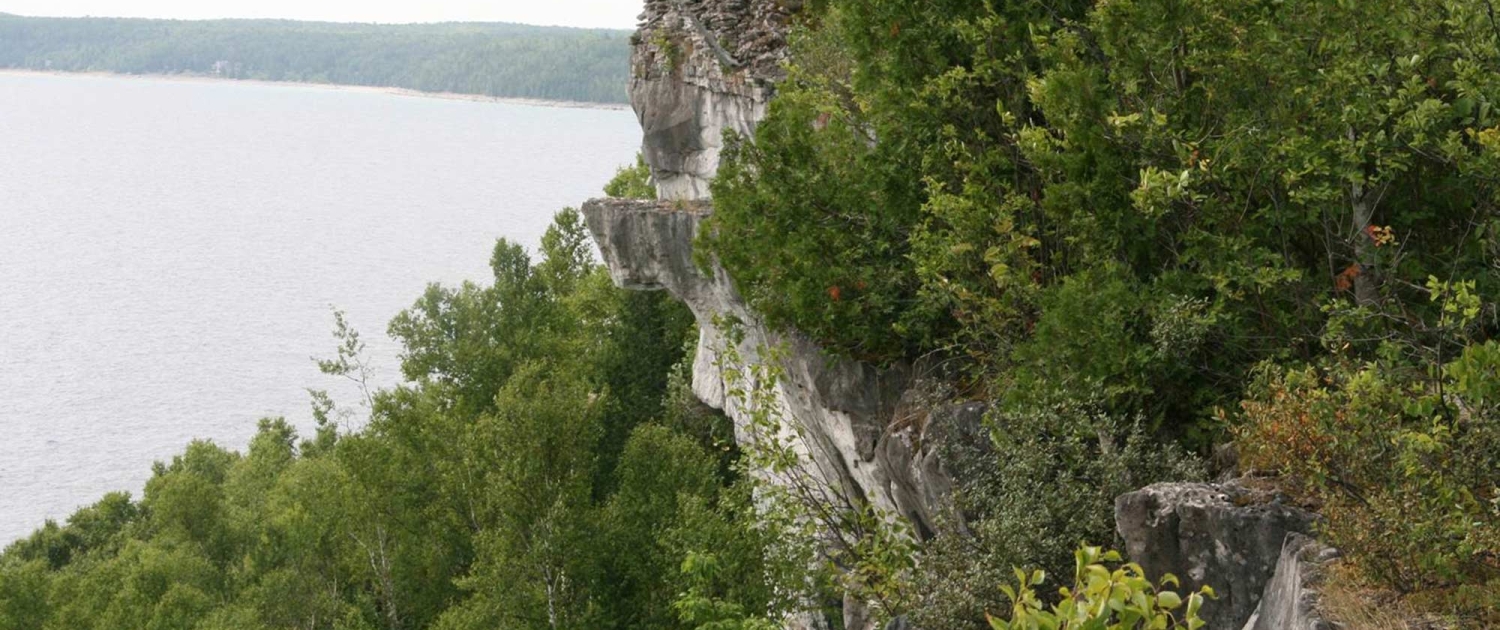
[0,15,632,104]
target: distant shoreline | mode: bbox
[0,69,632,111]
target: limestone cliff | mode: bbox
[580,198,978,544]
[629,0,792,200]
[588,1,1342,627]
[604,0,976,547]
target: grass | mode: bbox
[1320,563,1500,630]
[1320,574,1421,630]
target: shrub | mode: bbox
[987,546,1213,630]
[911,397,1204,629]
[707,89,930,363]
[1236,346,1500,595]
[604,154,656,200]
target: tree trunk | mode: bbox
[1348,128,1379,307]
[1350,181,1379,307]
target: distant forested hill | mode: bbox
[0,15,633,104]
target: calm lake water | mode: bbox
[0,72,640,543]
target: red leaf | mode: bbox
[1334,264,1362,292]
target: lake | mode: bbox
[0,72,641,543]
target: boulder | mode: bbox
[1115,481,1316,629]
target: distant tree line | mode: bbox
[0,15,632,104]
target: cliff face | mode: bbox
[599,0,977,547]
[581,198,977,545]
[630,0,792,200]
[588,1,1338,627]
[581,197,988,630]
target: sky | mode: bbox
[0,0,642,29]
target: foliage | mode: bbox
[649,28,685,74]
[665,480,802,630]
[710,322,919,625]
[708,0,1500,436]
[1236,347,1500,597]
[670,552,780,630]
[912,398,1203,630]
[604,154,658,200]
[987,547,1213,630]
[0,15,631,103]
[0,209,794,630]
[707,85,929,362]
[710,0,1500,614]
[658,335,742,483]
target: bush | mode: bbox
[1236,345,1500,596]
[987,546,1213,630]
[911,397,1204,629]
[604,154,656,200]
[706,0,1500,423]
[707,88,931,363]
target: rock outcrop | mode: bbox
[581,198,978,541]
[1241,533,1339,630]
[597,3,1351,629]
[606,1,986,547]
[630,0,792,200]
[597,6,985,611]
[1115,482,1318,630]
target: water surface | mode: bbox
[0,73,640,542]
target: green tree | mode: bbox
[596,425,722,628]
[432,366,601,630]
[604,154,657,200]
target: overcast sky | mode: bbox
[0,0,642,29]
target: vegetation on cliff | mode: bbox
[0,15,631,104]
[708,0,1500,623]
[4,0,1500,628]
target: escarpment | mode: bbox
[586,1,1344,627]
[602,0,980,544]
[581,197,980,544]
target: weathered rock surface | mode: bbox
[1241,533,1339,630]
[594,8,986,618]
[1115,482,1317,630]
[630,0,791,199]
[582,198,979,540]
